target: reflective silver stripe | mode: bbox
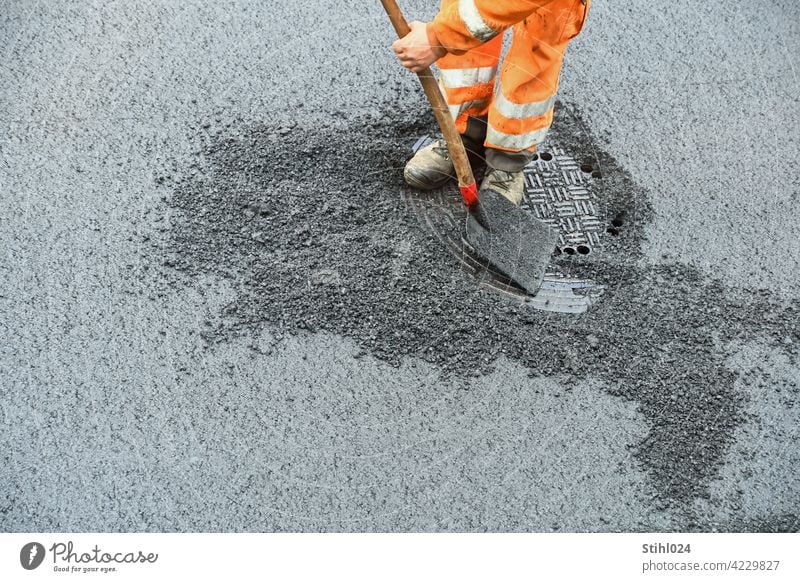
[486,125,550,150]
[458,0,499,42]
[445,98,489,121]
[493,89,555,119]
[438,66,497,89]
[438,77,488,120]
[448,104,462,120]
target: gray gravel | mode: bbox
[1,0,798,532]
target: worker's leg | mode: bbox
[404,34,502,190]
[482,0,590,203]
[437,34,502,142]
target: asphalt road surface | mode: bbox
[2,0,799,532]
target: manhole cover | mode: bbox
[401,136,606,314]
[524,147,603,255]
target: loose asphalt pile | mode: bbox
[164,100,800,523]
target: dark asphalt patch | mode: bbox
[163,102,800,527]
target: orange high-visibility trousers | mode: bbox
[436,0,590,153]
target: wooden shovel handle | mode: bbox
[379,0,478,205]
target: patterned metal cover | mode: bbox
[523,147,602,253]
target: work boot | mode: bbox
[403,139,455,190]
[480,168,525,205]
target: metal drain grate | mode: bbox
[523,147,602,254]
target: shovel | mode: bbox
[380,0,557,295]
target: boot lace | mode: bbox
[489,169,515,192]
[432,139,450,160]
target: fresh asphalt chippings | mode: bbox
[164,101,799,529]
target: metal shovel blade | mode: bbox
[465,188,557,295]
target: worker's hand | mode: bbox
[391,21,447,73]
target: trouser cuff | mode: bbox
[485,148,534,172]
[459,115,535,172]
